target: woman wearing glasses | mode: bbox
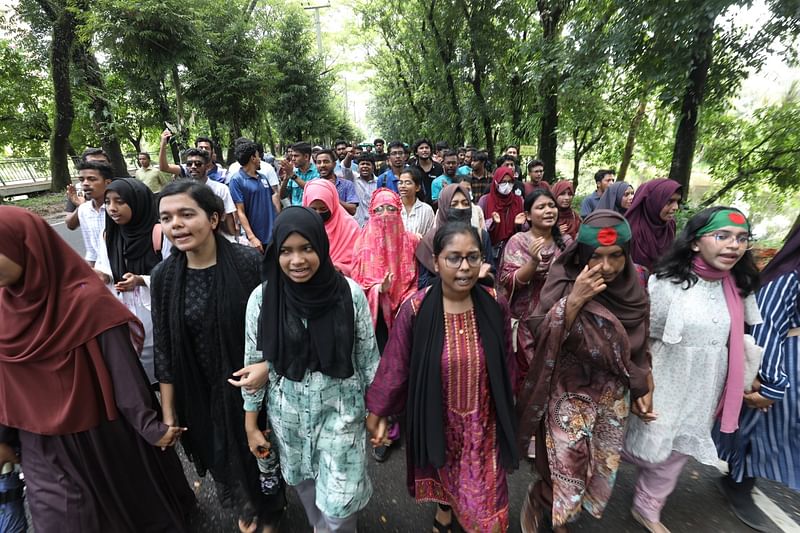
[623,207,762,533]
[366,222,518,533]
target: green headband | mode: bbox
[696,209,750,236]
[577,220,632,248]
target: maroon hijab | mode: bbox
[483,166,524,244]
[551,180,580,239]
[0,206,142,435]
[625,178,682,270]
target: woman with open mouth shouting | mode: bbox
[623,207,762,533]
[367,221,518,533]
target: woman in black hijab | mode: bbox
[96,178,163,384]
[236,207,381,533]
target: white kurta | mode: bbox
[624,275,762,465]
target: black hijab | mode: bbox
[259,207,355,381]
[408,278,518,471]
[105,178,161,282]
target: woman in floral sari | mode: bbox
[516,210,653,532]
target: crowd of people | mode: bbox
[0,134,798,533]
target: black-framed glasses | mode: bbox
[442,253,482,268]
[186,160,205,167]
[701,231,754,250]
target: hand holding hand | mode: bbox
[744,390,774,412]
[114,272,141,292]
[366,413,390,447]
[246,427,271,459]
[228,362,269,393]
[156,426,186,450]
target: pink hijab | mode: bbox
[303,179,360,276]
[352,188,419,329]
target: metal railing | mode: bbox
[0,155,139,194]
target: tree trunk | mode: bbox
[571,128,581,189]
[74,47,128,176]
[668,18,715,196]
[426,0,464,145]
[537,1,565,182]
[48,3,76,192]
[618,96,647,182]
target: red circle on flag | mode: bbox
[597,227,618,246]
[728,212,746,225]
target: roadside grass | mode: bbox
[4,192,65,218]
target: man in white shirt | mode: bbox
[75,161,114,266]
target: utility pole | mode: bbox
[301,1,330,56]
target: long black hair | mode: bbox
[654,206,760,296]
[524,188,566,251]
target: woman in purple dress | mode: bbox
[366,222,518,533]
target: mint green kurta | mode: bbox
[242,278,380,518]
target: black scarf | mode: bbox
[408,279,518,470]
[105,178,161,282]
[151,235,261,487]
[259,207,355,381]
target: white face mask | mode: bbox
[498,182,513,195]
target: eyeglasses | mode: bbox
[702,231,754,250]
[373,205,399,214]
[389,151,406,157]
[186,160,205,167]
[442,253,482,268]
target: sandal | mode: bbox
[433,504,453,533]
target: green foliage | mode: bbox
[700,86,800,204]
[0,40,51,155]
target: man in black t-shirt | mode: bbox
[411,138,443,204]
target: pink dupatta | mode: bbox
[692,256,745,433]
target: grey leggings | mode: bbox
[293,479,358,533]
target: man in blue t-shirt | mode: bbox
[430,150,460,206]
[229,139,281,253]
[375,140,409,193]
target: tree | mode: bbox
[700,89,800,206]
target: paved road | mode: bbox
[48,217,800,533]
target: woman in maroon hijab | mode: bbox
[0,206,194,532]
[625,178,682,271]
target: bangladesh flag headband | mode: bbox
[577,220,632,247]
[697,209,750,236]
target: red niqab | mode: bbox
[0,206,143,435]
[352,189,419,329]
